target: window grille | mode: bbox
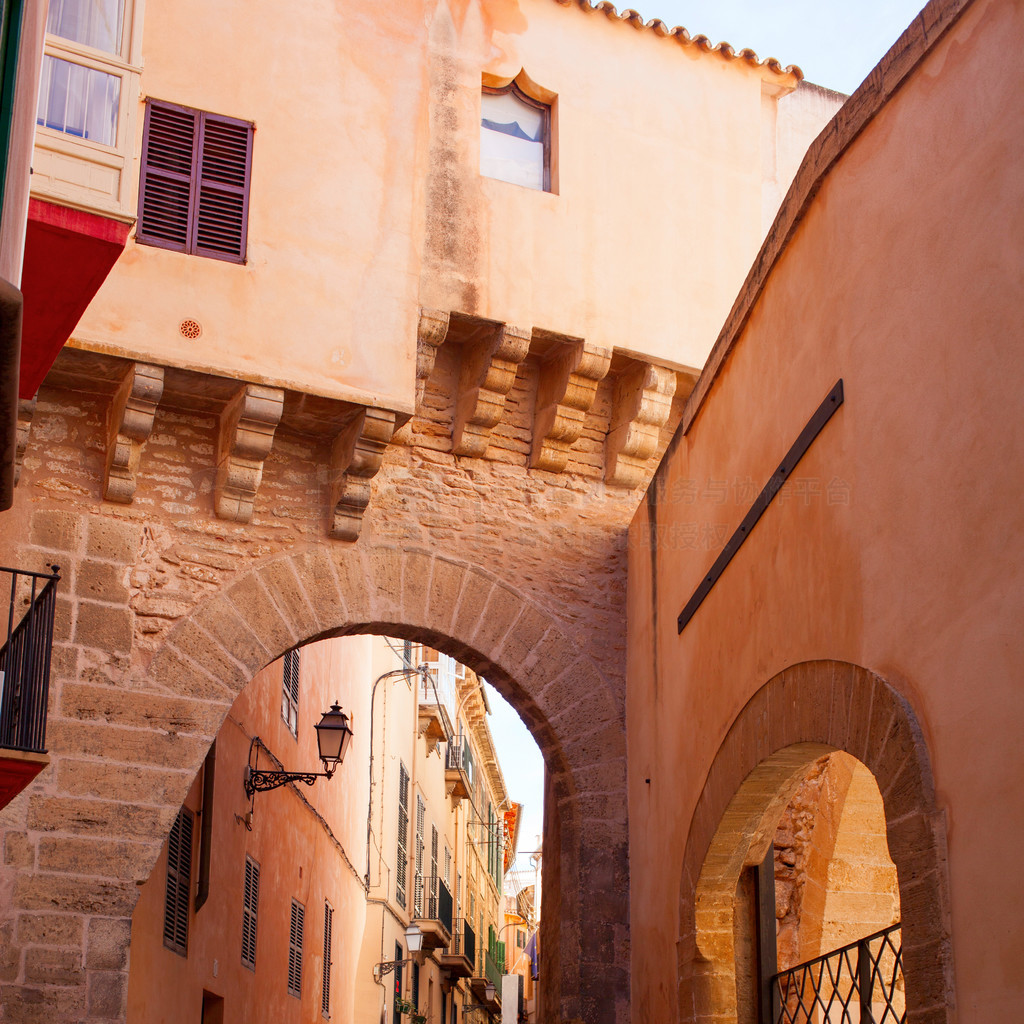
[288,899,304,997]
[396,762,409,907]
[162,807,193,956]
[241,856,259,969]
[281,649,299,736]
[138,99,253,263]
[321,901,333,1017]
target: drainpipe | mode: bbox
[365,664,425,890]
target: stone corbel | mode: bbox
[214,384,284,522]
[416,308,450,406]
[103,363,165,503]
[329,406,398,541]
[14,397,36,486]
[531,340,611,472]
[452,322,531,457]
[605,362,677,487]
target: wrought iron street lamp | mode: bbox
[244,703,354,798]
[372,924,425,982]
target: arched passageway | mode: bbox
[677,662,954,1024]
[0,543,630,1024]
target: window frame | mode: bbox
[36,0,141,152]
[137,97,254,264]
[481,81,551,193]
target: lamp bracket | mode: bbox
[373,957,417,983]
[243,764,332,798]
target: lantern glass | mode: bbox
[405,922,424,953]
[315,703,353,772]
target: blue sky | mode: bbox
[484,683,545,862]
[617,1,927,94]
[484,1,931,865]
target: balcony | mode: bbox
[444,736,474,804]
[438,917,475,979]
[417,672,452,755]
[470,951,504,1012]
[0,566,60,809]
[412,874,452,951]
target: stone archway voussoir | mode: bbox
[176,593,273,685]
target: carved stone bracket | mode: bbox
[416,308,450,406]
[329,406,398,541]
[452,322,531,457]
[215,384,284,522]
[14,397,36,486]
[605,362,677,487]
[531,340,611,472]
[104,363,165,503]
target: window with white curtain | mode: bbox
[46,0,124,54]
[36,0,132,149]
[480,84,550,192]
[37,56,119,146]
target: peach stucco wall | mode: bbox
[127,636,374,1024]
[627,0,1024,1020]
[62,0,824,413]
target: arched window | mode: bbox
[480,83,550,192]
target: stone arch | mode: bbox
[120,542,627,1024]
[677,661,953,1024]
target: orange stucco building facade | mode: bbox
[626,0,1024,1020]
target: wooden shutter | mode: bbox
[415,795,425,915]
[321,901,333,1017]
[282,649,299,735]
[242,856,259,969]
[287,899,304,997]
[138,100,252,263]
[396,762,409,907]
[162,807,193,955]
[138,102,198,252]
[431,825,439,906]
[194,111,252,262]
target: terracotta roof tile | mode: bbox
[551,0,804,80]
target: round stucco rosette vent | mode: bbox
[179,318,202,340]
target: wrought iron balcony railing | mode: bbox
[771,922,905,1024]
[0,566,60,754]
[445,735,475,787]
[450,917,476,963]
[484,949,503,992]
[413,874,453,932]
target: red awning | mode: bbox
[19,198,130,398]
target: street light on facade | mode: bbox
[372,924,425,982]
[243,702,354,798]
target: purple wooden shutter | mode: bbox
[193,111,252,263]
[138,101,252,262]
[138,101,199,252]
